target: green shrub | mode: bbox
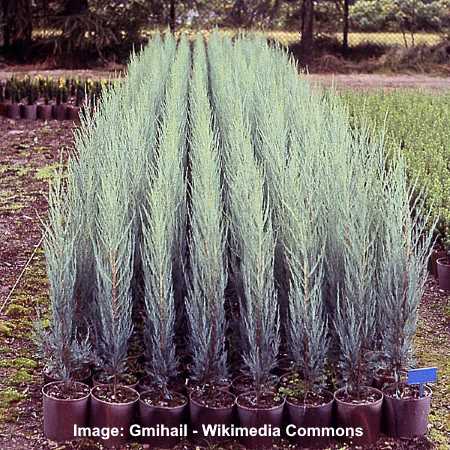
[343,90,450,249]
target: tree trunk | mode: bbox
[63,0,88,15]
[2,0,32,58]
[301,0,314,61]
[169,0,176,32]
[342,0,349,55]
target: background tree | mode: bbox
[1,0,32,58]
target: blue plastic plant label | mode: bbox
[407,367,437,385]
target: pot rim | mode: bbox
[190,389,236,410]
[383,385,432,401]
[436,256,450,267]
[42,380,91,402]
[91,384,139,406]
[285,389,334,409]
[333,386,383,406]
[236,391,285,411]
[139,389,188,411]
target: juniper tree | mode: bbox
[35,171,90,382]
[91,80,136,387]
[378,159,435,393]
[185,35,228,385]
[140,35,190,395]
[279,114,329,392]
[208,33,280,396]
[68,36,174,330]
[330,120,390,397]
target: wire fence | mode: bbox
[19,0,450,61]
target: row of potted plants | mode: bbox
[0,76,110,120]
[37,33,436,450]
[42,367,432,448]
[1,101,82,121]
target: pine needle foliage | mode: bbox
[280,108,329,391]
[185,35,228,385]
[35,171,90,381]
[208,33,279,395]
[140,35,190,394]
[92,90,136,382]
[378,160,435,393]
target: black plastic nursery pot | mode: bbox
[90,385,139,448]
[66,105,80,122]
[236,391,285,449]
[383,386,432,438]
[436,257,450,291]
[189,389,236,441]
[53,104,67,121]
[21,104,37,120]
[334,387,383,446]
[285,390,334,448]
[139,390,188,448]
[6,103,21,120]
[42,381,90,442]
[429,249,447,277]
[37,104,53,121]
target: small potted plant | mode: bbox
[333,298,384,446]
[89,168,139,448]
[66,83,84,122]
[137,52,192,442]
[36,174,92,442]
[280,255,332,447]
[6,80,21,120]
[231,180,283,450]
[436,232,450,290]
[138,194,189,448]
[333,225,383,446]
[21,82,38,120]
[379,184,434,438]
[37,79,54,121]
[187,35,236,443]
[53,84,68,120]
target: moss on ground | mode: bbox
[5,304,29,318]
[0,388,25,407]
[0,321,14,337]
[35,163,61,180]
[0,357,38,370]
[9,369,33,385]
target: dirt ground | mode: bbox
[0,84,449,449]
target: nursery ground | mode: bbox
[0,98,449,449]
